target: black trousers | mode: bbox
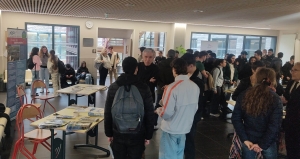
[184,111,202,159]
[99,68,108,85]
[111,138,145,159]
[285,129,300,159]
[211,86,222,114]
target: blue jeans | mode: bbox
[39,67,49,90]
[159,131,186,159]
[242,142,277,159]
[85,73,92,84]
[31,70,39,95]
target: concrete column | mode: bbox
[172,23,187,51]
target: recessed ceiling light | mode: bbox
[125,3,135,7]
[193,10,203,13]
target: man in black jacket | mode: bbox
[282,62,300,159]
[104,57,154,159]
[282,55,294,84]
[232,61,265,101]
[137,48,159,102]
[154,49,175,128]
[271,52,283,77]
[181,53,204,159]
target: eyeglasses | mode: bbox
[290,69,300,73]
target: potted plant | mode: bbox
[175,45,186,57]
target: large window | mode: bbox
[210,34,227,58]
[26,23,80,69]
[244,36,260,57]
[190,32,277,58]
[190,33,209,51]
[139,31,166,51]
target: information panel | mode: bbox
[6,28,27,119]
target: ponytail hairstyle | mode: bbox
[49,50,58,70]
[242,68,276,116]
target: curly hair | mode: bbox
[242,68,276,116]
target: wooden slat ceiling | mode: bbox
[0,0,300,30]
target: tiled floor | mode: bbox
[0,82,236,159]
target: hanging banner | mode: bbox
[6,28,27,119]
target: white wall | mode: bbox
[0,11,286,73]
[0,12,173,59]
[278,34,296,63]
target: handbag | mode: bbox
[94,55,103,70]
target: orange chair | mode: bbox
[17,85,41,109]
[31,80,56,112]
[12,104,57,159]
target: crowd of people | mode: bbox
[28,45,300,158]
[102,47,299,159]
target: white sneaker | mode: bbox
[210,113,220,117]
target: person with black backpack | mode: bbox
[47,50,60,97]
[29,47,41,96]
[104,57,154,159]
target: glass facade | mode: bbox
[190,32,277,58]
[26,24,79,69]
[139,31,166,51]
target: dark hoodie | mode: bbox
[76,67,89,76]
[282,62,293,84]
[104,74,154,140]
[157,58,175,94]
[271,57,282,76]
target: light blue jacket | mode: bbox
[160,75,200,134]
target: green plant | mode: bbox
[175,45,186,56]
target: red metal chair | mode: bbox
[12,104,57,159]
[31,80,56,112]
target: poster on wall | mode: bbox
[6,28,27,119]
[201,41,218,52]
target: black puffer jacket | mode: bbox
[157,58,175,95]
[104,74,154,140]
[232,89,283,150]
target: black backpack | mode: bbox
[27,57,35,70]
[111,85,144,134]
[58,59,66,74]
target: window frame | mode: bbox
[25,22,80,69]
[190,32,277,58]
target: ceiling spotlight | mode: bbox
[125,3,135,7]
[193,10,203,13]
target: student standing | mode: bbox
[30,47,41,96]
[104,57,154,159]
[39,46,50,93]
[156,58,199,159]
[47,50,60,96]
[107,46,120,84]
[94,49,112,85]
[232,68,282,159]
[181,53,204,159]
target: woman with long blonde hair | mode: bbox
[232,68,283,158]
[47,50,60,96]
[39,46,50,93]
